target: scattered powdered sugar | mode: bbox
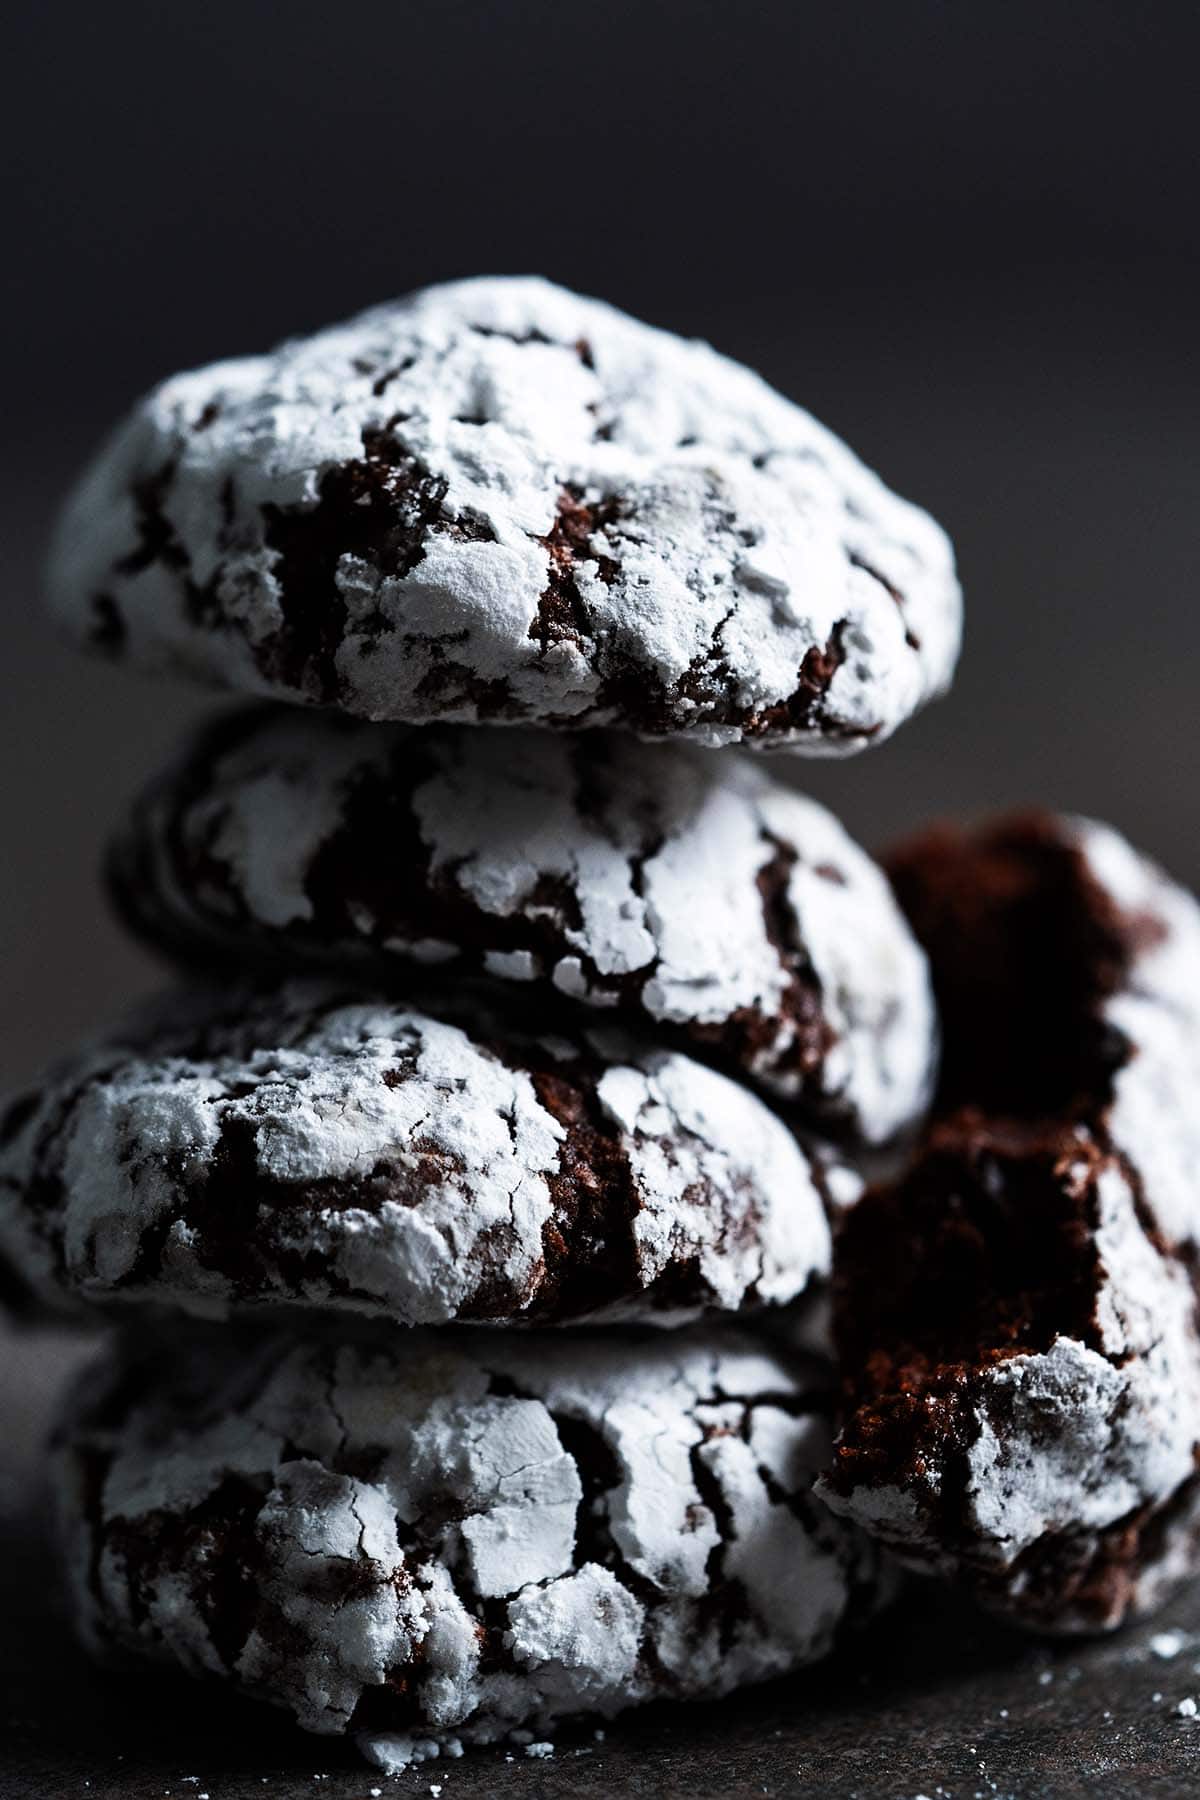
[359,1737,447,1774]
[47,276,960,752]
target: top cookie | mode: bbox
[48,277,961,750]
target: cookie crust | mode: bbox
[0,979,838,1329]
[54,1323,888,1755]
[48,277,960,751]
[817,813,1200,1631]
[109,707,936,1144]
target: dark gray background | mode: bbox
[3,0,1199,1086]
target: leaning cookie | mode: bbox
[109,707,937,1145]
[55,1322,890,1763]
[0,979,840,1329]
[816,812,1200,1632]
[48,275,960,752]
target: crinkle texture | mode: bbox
[817,812,1200,1633]
[110,707,936,1144]
[0,978,839,1330]
[54,1323,889,1753]
[819,1135,1200,1633]
[48,276,961,751]
[1072,817,1200,1250]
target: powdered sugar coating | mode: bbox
[819,1151,1200,1632]
[0,979,837,1328]
[1069,816,1200,1252]
[54,1324,888,1753]
[48,276,960,751]
[819,813,1200,1632]
[111,708,937,1143]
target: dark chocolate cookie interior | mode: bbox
[827,814,1177,1618]
[885,811,1156,1119]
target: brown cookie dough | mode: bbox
[816,813,1200,1632]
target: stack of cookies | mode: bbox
[6,278,958,1766]
[12,276,1199,1768]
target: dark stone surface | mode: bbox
[4,1335,1200,1800]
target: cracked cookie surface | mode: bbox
[48,276,960,751]
[817,813,1200,1632]
[54,1322,889,1760]
[110,707,936,1144]
[0,978,839,1329]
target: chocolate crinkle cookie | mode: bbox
[54,1322,890,1764]
[817,812,1200,1633]
[109,707,937,1144]
[47,276,960,751]
[0,979,842,1330]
